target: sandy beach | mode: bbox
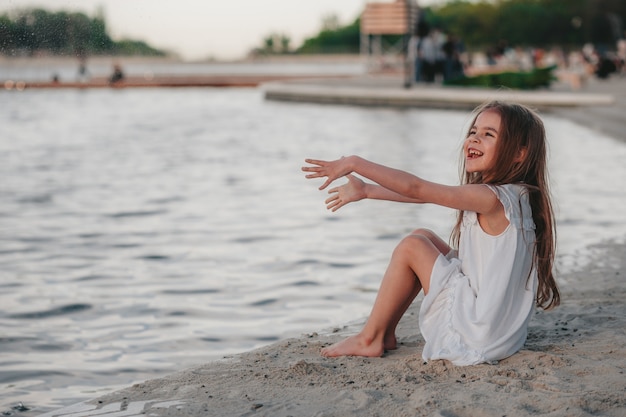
[37,76,626,417]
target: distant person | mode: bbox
[302,101,560,365]
[617,38,626,75]
[432,29,446,81]
[109,64,125,84]
[414,18,430,82]
[417,30,439,82]
[441,35,465,81]
[77,58,90,83]
[595,53,617,79]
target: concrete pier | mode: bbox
[262,74,625,142]
[263,75,615,111]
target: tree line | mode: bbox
[3,1,624,58]
[253,14,361,56]
[264,0,625,55]
[0,8,166,57]
[428,0,624,49]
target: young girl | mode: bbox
[302,101,560,365]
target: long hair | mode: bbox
[451,101,560,310]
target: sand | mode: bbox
[43,238,624,417]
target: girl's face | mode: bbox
[464,109,501,176]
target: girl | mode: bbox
[302,101,560,365]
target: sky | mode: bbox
[0,0,442,61]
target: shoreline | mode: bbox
[38,237,626,417]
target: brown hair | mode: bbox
[451,101,560,310]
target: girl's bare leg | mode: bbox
[382,229,451,350]
[321,229,451,358]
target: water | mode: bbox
[1,85,625,415]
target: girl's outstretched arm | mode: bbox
[304,156,425,195]
[303,156,500,215]
[325,174,424,211]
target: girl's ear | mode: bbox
[514,147,528,163]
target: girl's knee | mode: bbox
[409,228,440,246]
[394,233,431,258]
[409,228,434,238]
[408,228,451,255]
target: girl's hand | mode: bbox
[325,174,366,211]
[302,157,354,190]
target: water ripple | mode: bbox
[249,298,279,307]
[7,303,92,320]
[0,370,71,385]
[162,288,220,295]
[232,236,278,244]
[17,194,53,204]
[107,210,167,218]
[290,280,320,287]
[137,254,170,261]
[72,274,111,282]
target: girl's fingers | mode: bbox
[302,163,324,171]
[319,179,332,190]
[326,192,345,211]
[302,167,321,175]
[303,158,337,190]
[302,165,329,181]
[304,158,326,166]
[329,201,344,212]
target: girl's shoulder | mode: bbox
[484,183,534,228]
[485,183,529,202]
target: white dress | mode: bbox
[419,184,538,365]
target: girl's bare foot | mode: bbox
[320,334,384,358]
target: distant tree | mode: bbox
[425,2,498,46]
[280,34,291,53]
[68,11,92,56]
[89,7,115,53]
[0,15,14,51]
[251,0,626,56]
[297,17,361,54]
[256,32,292,55]
[113,39,165,56]
[424,0,625,50]
[0,8,166,57]
[263,35,274,53]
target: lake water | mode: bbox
[1,79,625,415]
